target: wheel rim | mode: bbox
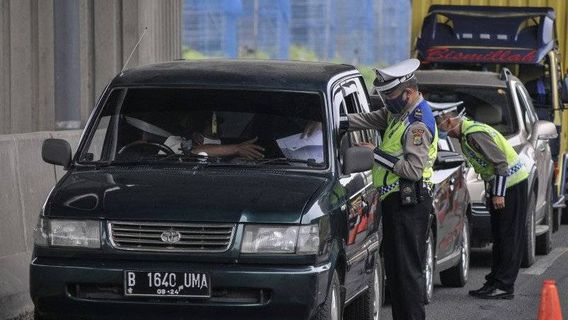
[425,234,434,301]
[331,283,339,320]
[373,266,381,320]
[461,221,469,281]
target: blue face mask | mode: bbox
[438,130,448,140]
[385,91,408,114]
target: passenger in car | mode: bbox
[433,102,529,300]
[164,111,265,159]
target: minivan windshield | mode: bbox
[420,85,518,136]
[78,88,327,168]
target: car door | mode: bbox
[516,83,550,217]
[334,77,380,298]
[431,137,468,261]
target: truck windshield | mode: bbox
[78,87,327,168]
[420,85,518,136]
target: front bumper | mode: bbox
[30,257,331,320]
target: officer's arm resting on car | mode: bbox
[346,108,389,131]
[467,132,509,198]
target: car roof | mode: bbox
[415,69,518,88]
[110,59,358,92]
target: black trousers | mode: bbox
[485,179,528,292]
[382,192,431,320]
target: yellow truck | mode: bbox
[412,1,568,225]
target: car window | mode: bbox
[79,88,327,167]
[421,85,518,136]
[515,84,537,135]
[438,138,451,151]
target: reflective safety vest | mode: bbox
[460,119,528,188]
[372,100,438,200]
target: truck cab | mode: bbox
[415,4,568,225]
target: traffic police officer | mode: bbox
[347,58,438,320]
[432,101,529,300]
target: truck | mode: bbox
[412,2,568,229]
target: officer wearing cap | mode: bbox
[347,58,438,320]
[432,101,529,300]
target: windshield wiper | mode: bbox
[257,157,324,167]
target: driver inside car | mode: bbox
[164,111,265,160]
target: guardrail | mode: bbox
[0,130,82,319]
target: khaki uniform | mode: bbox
[348,97,434,181]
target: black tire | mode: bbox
[440,216,470,287]
[344,253,383,320]
[522,192,537,268]
[34,310,45,320]
[562,206,568,224]
[424,228,434,304]
[536,184,553,255]
[313,270,342,320]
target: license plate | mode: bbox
[124,271,211,298]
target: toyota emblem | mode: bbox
[160,230,181,244]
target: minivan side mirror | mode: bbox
[42,138,72,169]
[342,147,374,174]
[531,120,558,144]
[434,150,466,169]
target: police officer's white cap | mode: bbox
[430,101,464,118]
[373,58,421,92]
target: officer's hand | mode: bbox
[301,121,322,138]
[492,196,505,210]
[355,142,376,150]
[234,137,265,159]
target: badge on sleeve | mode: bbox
[412,128,424,145]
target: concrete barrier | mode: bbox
[0,130,82,319]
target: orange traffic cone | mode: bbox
[538,280,563,320]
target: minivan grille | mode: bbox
[108,221,236,252]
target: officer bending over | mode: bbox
[433,102,529,300]
[348,58,438,320]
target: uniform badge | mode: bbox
[412,128,424,145]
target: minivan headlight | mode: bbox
[34,217,101,248]
[241,224,319,254]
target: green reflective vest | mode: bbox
[461,119,528,188]
[372,102,438,200]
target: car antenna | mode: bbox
[121,26,148,73]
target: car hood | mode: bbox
[46,168,328,224]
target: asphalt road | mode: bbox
[381,224,568,320]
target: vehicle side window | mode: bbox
[344,92,364,145]
[516,83,537,135]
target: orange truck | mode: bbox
[412,0,568,221]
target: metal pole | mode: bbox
[54,0,81,130]
[253,0,259,58]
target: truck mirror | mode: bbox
[342,147,373,174]
[42,138,72,169]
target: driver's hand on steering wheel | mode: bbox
[233,137,265,159]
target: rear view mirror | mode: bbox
[531,120,558,144]
[343,147,374,174]
[434,150,465,169]
[42,138,72,169]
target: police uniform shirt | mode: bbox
[347,96,433,181]
[464,132,509,177]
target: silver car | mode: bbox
[416,69,558,267]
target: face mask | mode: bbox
[438,130,448,140]
[385,91,407,114]
[202,136,221,145]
